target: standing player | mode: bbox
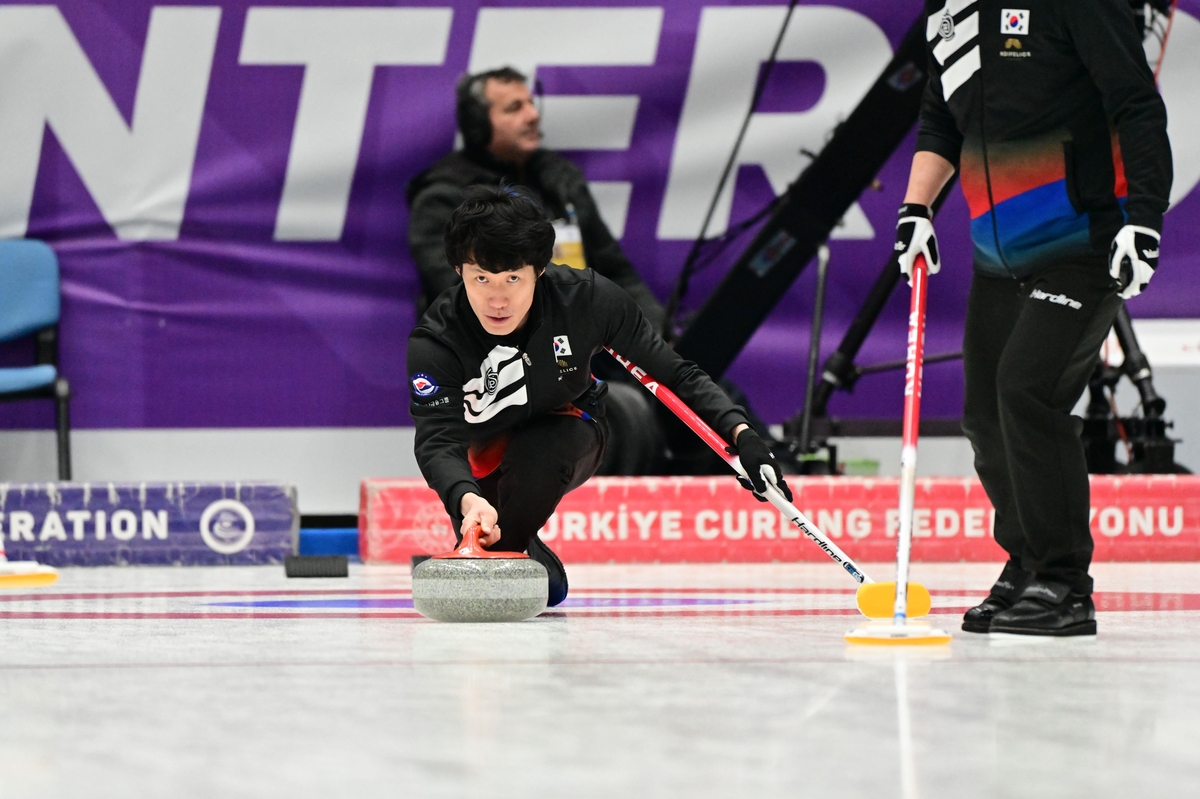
[408,186,791,606]
[895,0,1171,634]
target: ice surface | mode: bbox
[1,561,1198,798]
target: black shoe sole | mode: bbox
[989,619,1097,637]
[961,620,991,634]
[526,536,568,607]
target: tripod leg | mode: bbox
[798,245,830,455]
[802,177,958,422]
[1109,304,1189,473]
[1112,303,1165,416]
[54,378,71,481]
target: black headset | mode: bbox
[455,66,530,153]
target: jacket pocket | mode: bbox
[1062,140,1083,214]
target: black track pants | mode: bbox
[452,414,607,553]
[961,263,1122,595]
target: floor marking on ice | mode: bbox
[568,587,859,594]
[205,597,763,609]
[0,589,409,602]
[0,589,1194,620]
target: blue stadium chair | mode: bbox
[0,240,71,480]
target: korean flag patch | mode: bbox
[553,336,572,357]
[1001,9,1029,35]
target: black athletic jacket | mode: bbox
[408,266,749,517]
[406,149,666,331]
[918,0,1171,277]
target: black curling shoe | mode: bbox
[962,562,1033,633]
[989,579,1096,637]
[527,535,569,607]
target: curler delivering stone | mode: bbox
[411,525,548,622]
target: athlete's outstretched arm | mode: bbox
[592,273,749,444]
[594,273,790,498]
[408,334,479,519]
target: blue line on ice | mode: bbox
[204,597,764,609]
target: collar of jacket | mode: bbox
[405,148,551,206]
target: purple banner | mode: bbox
[0,1,1197,430]
[1,481,297,565]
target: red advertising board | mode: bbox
[360,475,1200,564]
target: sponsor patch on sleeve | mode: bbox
[411,373,439,397]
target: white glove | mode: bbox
[1109,225,1160,300]
[894,203,941,285]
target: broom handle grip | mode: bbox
[603,348,872,585]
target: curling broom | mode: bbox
[0,538,58,589]
[845,254,950,644]
[605,347,931,619]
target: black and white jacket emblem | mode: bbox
[463,345,528,424]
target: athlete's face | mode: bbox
[484,79,541,164]
[459,262,540,336]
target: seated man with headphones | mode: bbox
[406,67,666,332]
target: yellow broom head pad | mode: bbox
[856,581,932,618]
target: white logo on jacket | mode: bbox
[463,345,527,424]
[927,1,982,102]
[938,11,955,41]
[1030,288,1081,310]
[1000,9,1028,35]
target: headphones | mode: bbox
[455,73,492,152]
[455,66,533,153]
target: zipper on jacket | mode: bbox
[977,45,1015,278]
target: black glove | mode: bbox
[894,203,941,285]
[728,428,792,502]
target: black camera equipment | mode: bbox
[1081,305,1191,474]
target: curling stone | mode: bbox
[412,525,548,622]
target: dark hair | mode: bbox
[455,67,528,152]
[444,184,554,273]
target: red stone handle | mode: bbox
[432,524,530,560]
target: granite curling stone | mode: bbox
[412,526,548,622]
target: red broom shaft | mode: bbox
[604,346,874,586]
[902,256,929,453]
[603,348,735,463]
[894,253,929,621]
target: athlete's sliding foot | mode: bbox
[988,579,1096,637]
[962,562,1034,633]
[527,535,568,607]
